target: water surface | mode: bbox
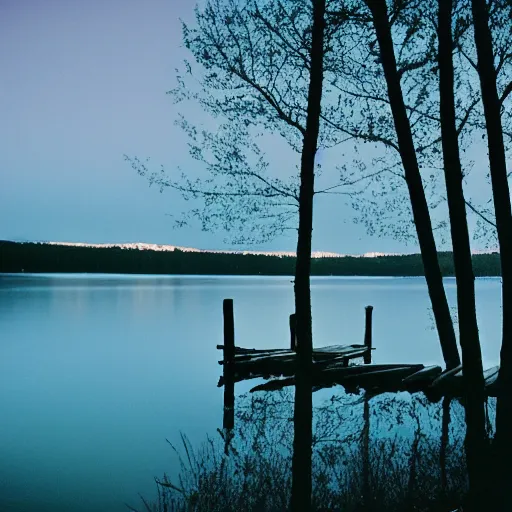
[0,274,502,511]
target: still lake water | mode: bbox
[0,273,503,511]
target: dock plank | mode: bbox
[218,339,501,399]
[249,364,423,393]
[218,344,370,369]
[484,365,500,391]
[402,366,443,392]
[430,365,463,392]
[342,365,423,386]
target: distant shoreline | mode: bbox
[0,273,502,281]
[0,240,501,277]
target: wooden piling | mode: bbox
[289,313,297,351]
[223,299,235,439]
[364,306,373,364]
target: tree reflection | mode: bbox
[141,389,491,511]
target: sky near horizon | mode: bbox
[0,0,500,254]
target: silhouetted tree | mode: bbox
[123,0,512,504]
[129,1,333,509]
[326,1,480,242]
[290,2,326,509]
[128,0,465,372]
[437,0,487,506]
[126,0,361,246]
[470,0,512,508]
[356,0,460,368]
[453,0,512,250]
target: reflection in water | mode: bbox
[0,274,503,511]
[151,390,493,511]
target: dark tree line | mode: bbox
[0,241,502,277]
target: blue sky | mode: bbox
[0,0,498,254]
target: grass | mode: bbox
[127,391,496,512]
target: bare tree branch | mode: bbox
[465,199,497,229]
[500,80,512,105]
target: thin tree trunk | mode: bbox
[290,1,326,510]
[362,396,370,508]
[365,0,460,369]
[437,2,487,507]
[471,0,512,508]
[440,397,451,494]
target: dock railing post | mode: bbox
[223,298,235,453]
[364,306,373,364]
[289,313,297,351]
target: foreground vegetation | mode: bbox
[0,240,501,277]
[128,391,495,512]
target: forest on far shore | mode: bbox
[0,241,501,277]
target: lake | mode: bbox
[0,274,503,511]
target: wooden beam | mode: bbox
[402,365,443,392]
[364,306,374,364]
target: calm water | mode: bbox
[0,274,503,511]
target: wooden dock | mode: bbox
[217,298,498,504]
[218,298,500,431]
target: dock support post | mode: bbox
[364,306,373,364]
[223,298,235,454]
[289,313,297,351]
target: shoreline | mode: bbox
[0,272,502,279]
[0,240,502,277]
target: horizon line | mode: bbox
[2,239,500,259]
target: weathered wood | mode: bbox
[313,344,367,355]
[217,345,291,354]
[249,363,423,393]
[218,355,369,387]
[218,372,268,388]
[432,365,500,395]
[429,364,463,394]
[222,348,371,386]
[250,377,296,392]
[364,306,373,364]
[216,300,502,436]
[219,349,293,365]
[234,356,297,376]
[342,366,424,392]
[233,351,366,374]
[245,362,500,398]
[402,365,443,392]
[290,313,297,351]
[219,345,369,366]
[223,299,235,433]
[314,349,369,362]
[483,365,500,389]
[317,350,369,369]
[403,365,443,383]
[322,363,417,376]
[217,344,370,361]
